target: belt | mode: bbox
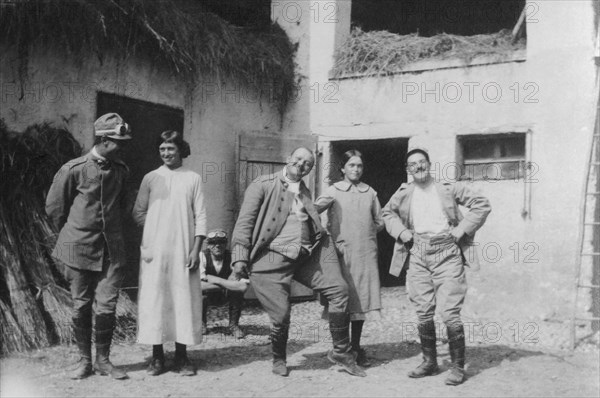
[413,232,454,245]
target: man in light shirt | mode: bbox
[382,146,491,385]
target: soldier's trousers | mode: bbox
[407,232,467,325]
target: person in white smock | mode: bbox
[132,130,207,376]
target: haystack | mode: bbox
[332,27,526,78]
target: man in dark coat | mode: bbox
[230,147,365,378]
[46,113,132,380]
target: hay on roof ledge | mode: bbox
[332,27,526,78]
[0,0,296,115]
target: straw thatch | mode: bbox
[0,298,36,353]
[0,120,137,355]
[0,0,296,116]
[332,27,526,78]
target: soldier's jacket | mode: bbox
[45,151,129,271]
[382,181,491,275]
[231,172,325,269]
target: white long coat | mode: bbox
[133,165,207,345]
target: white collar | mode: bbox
[283,167,300,185]
[333,181,370,193]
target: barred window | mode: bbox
[457,133,526,181]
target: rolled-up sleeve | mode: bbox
[314,185,335,214]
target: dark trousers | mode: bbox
[202,289,245,325]
[60,260,126,324]
[249,235,349,326]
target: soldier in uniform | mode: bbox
[46,113,132,380]
[382,146,491,385]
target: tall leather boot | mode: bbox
[228,293,245,339]
[408,320,439,378]
[271,323,289,376]
[326,312,366,377]
[445,323,466,385]
[71,316,93,379]
[94,314,127,380]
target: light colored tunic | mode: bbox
[315,181,385,320]
[132,165,207,345]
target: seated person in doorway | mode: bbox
[200,229,248,339]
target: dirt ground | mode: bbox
[1,286,599,398]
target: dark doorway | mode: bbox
[329,138,408,286]
[97,92,184,288]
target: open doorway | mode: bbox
[328,138,408,286]
[97,92,184,288]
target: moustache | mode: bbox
[290,163,306,172]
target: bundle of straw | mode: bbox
[0,298,35,353]
[114,291,138,344]
[19,210,75,344]
[0,225,50,349]
[0,120,81,352]
[332,27,525,78]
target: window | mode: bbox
[457,133,526,181]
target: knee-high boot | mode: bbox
[94,314,127,380]
[326,312,366,377]
[71,316,93,379]
[271,323,289,376]
[408,320,439,378]
[445,323,466,385]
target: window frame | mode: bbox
[456,132,529,181]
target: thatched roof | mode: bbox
[332,27,525,78]
[0,0,296,115]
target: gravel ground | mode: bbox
[1,286,599,397]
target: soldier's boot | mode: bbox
[93,314,127,380]
[445,323,466,386]
[326,312,366,377]
[408,320,439,378]
[71,317,93,380]
[271,323,289,376]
